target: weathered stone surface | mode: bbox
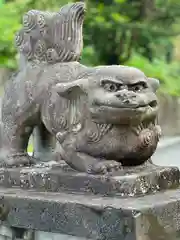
[35,231,90,240]
[0,187,179,239]
[0,162,178,197]
[0,226,14,240]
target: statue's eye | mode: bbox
[103,83,118,92]
[132,85,142,91]
[130,82,147,92]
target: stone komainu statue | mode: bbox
[1,2,161,174]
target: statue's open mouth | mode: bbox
[133,100,158,110]
[90,99,158,124]
[93,99,158,111]
[148,100,157,108]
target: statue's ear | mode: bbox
[54,78,88,99]
[148,78,160,92]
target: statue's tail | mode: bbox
[15,2,86,64]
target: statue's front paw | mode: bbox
[0,153,36,167]
[90,160,122,174]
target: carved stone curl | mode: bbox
[0,2,161,175]
[15,2,85,64]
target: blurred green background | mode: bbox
[1,0,180,97]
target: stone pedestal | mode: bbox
[0,162,178,239]
[0,185,180,239]
[0,161,178,197]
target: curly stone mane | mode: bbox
[15,2,85,64]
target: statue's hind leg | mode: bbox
[0,122,37,167]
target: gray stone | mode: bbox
[0,187,179,239]
[0,162,178,197]
[0,226,14,240]
[35,231,90,240]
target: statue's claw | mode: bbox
[91,160,122,174]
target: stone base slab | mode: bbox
[0,187,180,239]
[0,161,178,197]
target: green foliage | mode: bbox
[82,0,180,95]
[0,0,4,7]
[0,1,22,68]
[126,53,180,96]
[80,46,99,66]
[83,0,180,65]
[27,143,33,153]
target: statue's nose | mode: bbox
[115,90,136,99]
[115,90,137,105]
